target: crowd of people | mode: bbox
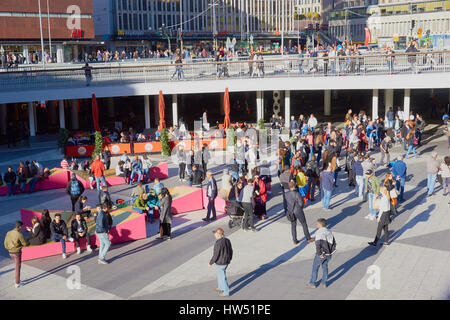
[1,160,52,196]
[3,105,450,293]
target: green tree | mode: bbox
[257,118,265,130]
[226,127,237,147]
[91,131,104,159]
[160,128,171,156]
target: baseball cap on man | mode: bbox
[365,170,373,175]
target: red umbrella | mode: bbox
[223,88,231,129]
[92,94,100,132]
[158,90,166,131]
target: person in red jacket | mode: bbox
[253,175,268,220]
[91,154,107,191]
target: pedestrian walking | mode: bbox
[392,156,407,202]
[82,63,93,86]
[321,163,335,211]
[368,187,395,246]
[203,171,218,222]
[440,156,450,196]
[66,173,85,212]
[208,228,233,297]
[306,218,336,289]
[238,178,257,232]
[91,154,107,191]
[95,203,112,264]
[364,170,380,221]
[157,188,173,240]
[285,181,314,245]
[4,221,27,288]
[426,152,440,197]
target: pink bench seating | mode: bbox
[0,169,70,196]
[20,207,146,261]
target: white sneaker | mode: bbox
[76,247,81,254]
[86,245,92,253]
[68,237,74,242]
[14,282,22,288]
[364,215,370,219]
[62,253,67,259]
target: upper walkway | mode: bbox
[0,50,449,104]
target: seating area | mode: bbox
[72,162,169,188]
[18,183,226,261]
[20,207,147,261]
[0,168,71,196]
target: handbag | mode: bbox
[389,188,398,199]
[373,198,380,211]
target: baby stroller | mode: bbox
[225,200,244,229]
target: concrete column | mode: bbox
[71,99,79,130]
[144,95,151,129]
[404,88,411,120]
[384,89,394,118]
[0,104,7,135]
[172,94,178,127]
[56,44,64,63]
[107,97,115,118]
[372,89,379,120]
[73,45,79,62]
[23,45,29,64]
[256,91,264,122]
[28,102,36,136]
[324,89,331,116]
[59,100,65,129]
[284,90,290,128]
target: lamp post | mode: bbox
[47,0,52,60]
[180,0,183,51]
[38,0,46,67]
[281,0,285,55]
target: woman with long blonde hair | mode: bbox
[368,187,394,247]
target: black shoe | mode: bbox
[202,218,210,222]
[368,242,377,247]
[210,217,217,221]
[293,240,300,245]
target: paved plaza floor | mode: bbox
[0,132,449,300]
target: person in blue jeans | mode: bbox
[392,156,407,201]
[129,155,143,185]
[321,164,335,211]
[364,170,380,221]
[426,152,440,197]
[306,218,336,289]
[4,167,17,196]
[209,228,233,297]
[50,214,72,259]
[95,203,112,264]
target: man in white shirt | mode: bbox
[307,114,318,131]
[396,106,405,122]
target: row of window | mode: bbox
[373,18,450,37]
[115,0,294,33]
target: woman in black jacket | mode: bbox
[25,217,47,246]
[40,209,52,240]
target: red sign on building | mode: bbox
[71,29,84,38]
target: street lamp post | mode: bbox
[47,0,52,61]
[180,0,183,51]
[281,0,285,55]
[37,0,46,67]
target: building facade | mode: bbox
[367,0,450,49]
[0,0,96,63]
[93,0,295,50]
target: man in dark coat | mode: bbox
[203,170,218,222]
[209,228,233,297]
[285,181,314,245]
[66,173,85,212]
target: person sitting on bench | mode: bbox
[25,217,46,246]
[50,214,72,259]
[75,196,91,218]
[70,212,92,254]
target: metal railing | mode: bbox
[0,50,448,92]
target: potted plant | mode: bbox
[160,128,171,157]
